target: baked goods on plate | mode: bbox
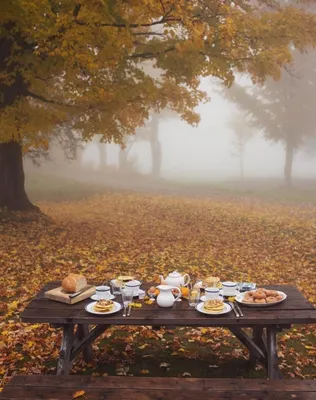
[93,299,114,313]
[236,288,286,307]
[196,299,232,315]
[203,299,225,312]
[85,300,122,315]
[117,275,134,282]
[202,277,222,289]
[62,274,87,293]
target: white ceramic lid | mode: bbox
[168,271,181,277]
[95,285,110,291]
[126,280,141,287]
[205,287,220,292]
[222,281,237,287]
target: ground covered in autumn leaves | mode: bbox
[1,187,316,388]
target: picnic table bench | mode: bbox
[19,282,316,379]
[2,376,316,400]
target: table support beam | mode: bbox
[229,327,266,366]
[76,324,93,363]
[57,325,75,376]
[267,326,281,379]
[71,324,109,362]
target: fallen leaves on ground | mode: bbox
[0,192,316,388]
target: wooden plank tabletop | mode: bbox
[20,282,316,327]
[2,375,316,400]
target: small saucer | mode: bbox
[135,289,146,298]
[219,289,239,297]
[90,294,115,301]
[200,295,222,302]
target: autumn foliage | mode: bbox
[0,191,315,386]
[1,0,316,209]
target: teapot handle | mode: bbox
[183,274,191,287]
[172,287,181,302]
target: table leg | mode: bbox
[77,324,93,363]
[266,325,281,380]
[57,325,75,375]
[249,326,267,367]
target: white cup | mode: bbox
[222,281,238,296]
[205,287,220,300]
[95,285,111,300]
[125,280,141,297]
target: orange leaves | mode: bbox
[0,190,316,386]
[72,390,86,399]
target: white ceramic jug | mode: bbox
[156,285,181,308]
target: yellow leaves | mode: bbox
[1,187,316,387]
[72,390,86,399]
[140,369,150,375]
[130,302,142,308]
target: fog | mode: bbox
[82,79,316,182]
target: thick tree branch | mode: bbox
[26,91,74,107]
[74,17,181,28]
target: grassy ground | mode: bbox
[26,170,316,204]
[1,172,316,388]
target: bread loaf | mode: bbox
[62,274,87,293]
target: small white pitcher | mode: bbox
[156,285,181,308]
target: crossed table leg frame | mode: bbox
[53,323,287,379]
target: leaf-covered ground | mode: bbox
[1,190,316,389]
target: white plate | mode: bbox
[196,302,232,315]
[90,294,115,301]
[85,301,122,315]
[200,295,222,302]
[235,291,287,307]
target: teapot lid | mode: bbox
[168,270,181,278]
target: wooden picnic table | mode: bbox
[20,282,316,379]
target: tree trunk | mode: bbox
[98,142,107,169]
[0,141,36,210]
[284,139,294,187]
[150,114,161,178]
[119,148,128,172]
[240,152,244,181]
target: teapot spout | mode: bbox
[159,275,166,284]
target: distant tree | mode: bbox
[1,1,316,209]
[224,51,316,186]
[228,115,253,180]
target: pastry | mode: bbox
[62,274,87,293]
[203,277,221,288]
[265,290,278,297]
[254,298,266,304]
[266,296,277,303]
[253,292,266,300]
[203,299,225,312]
[93,299,114,312]
[117,275,134,282]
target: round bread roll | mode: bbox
[265,290,278,297]
[62,274,87,293]
[243,297,254,303]
[254,298,266,304]
[266,296,277,303]
[253,292,266,300]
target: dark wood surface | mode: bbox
[2,376,316,400]
[20,282,316,327]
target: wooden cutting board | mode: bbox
[44,286,96,304]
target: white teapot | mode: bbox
[160,270,190,288]
[156,285,181,308]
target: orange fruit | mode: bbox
[181,287,189,297]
